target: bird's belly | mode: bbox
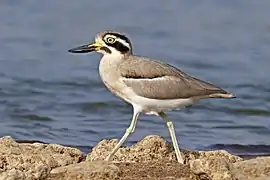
[128,93,196,114]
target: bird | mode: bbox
[68,30,235,164]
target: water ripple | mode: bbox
[233,108,270,116]
[11,114,54,121]
[0,0,270,154]
[207,144,270,157]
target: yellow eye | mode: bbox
[106,37,115,44]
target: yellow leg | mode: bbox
[105,106,141,161]
[158,112,184,164]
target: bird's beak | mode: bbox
[68,42,103,53]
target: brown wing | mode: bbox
[119,56,231,99]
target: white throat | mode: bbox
[98,46,125,63]
[102,53,124,65]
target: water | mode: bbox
[0,0,270,156]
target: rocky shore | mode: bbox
[0,135,269,180]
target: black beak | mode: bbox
[68,44,97,53]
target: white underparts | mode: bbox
[121,85,195,115]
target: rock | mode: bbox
[49,161,121,180]
[0,136,83,180]
[87,135,242,164]
[0,168,24,180]
[188,150,242,164]
[86,135,177,162]
[116,161,199,180]
[232,157,270,180]
[189,156,235,180]
[187,150,243,180]
[1,135,270,180]
[87,135,244,180]
[49,160,199,180]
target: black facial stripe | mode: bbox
[106,41,129,54]
[102,32,132,54]
[100,46,112,54]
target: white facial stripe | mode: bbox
[103,34,131,49]
[117,38,131,49]
[104,34,116,39]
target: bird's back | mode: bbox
[118,55,234,99]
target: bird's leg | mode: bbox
[158,111,184,164]
[105,107,140,161]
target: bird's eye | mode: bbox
[105,37,116,44]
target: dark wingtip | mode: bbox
[224,93,236,99]
[221,89,236,98]
[208,92,236,99]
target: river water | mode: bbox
[0,0,270,156]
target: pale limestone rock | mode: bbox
[0,136,83,180]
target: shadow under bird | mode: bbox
[68,30,235,164]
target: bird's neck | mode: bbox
[101,52,129,64]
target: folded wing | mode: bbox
[119,56,233,100]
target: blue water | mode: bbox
[0,0,270,156]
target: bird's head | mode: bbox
[68,31,132,56]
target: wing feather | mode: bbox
[119,56,231,99]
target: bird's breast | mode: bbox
[99,57,119,84]
[98,56,126,99]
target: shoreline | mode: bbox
[16,139,270,160]
[1,135,269,180]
